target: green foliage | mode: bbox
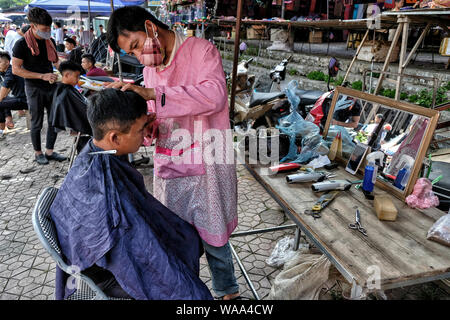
[307,70,326,81]
[0,0,31,9]
[407,94,418,103]
[333,76,345,86]
[381,88,396,99]
[351,80,363,91]
[288,68,299,76]
[245,46,259,56]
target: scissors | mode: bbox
[349,209,368,236]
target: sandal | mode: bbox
[5,121,14,129]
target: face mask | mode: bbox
[36,29,51,40]
[139,23,164,67]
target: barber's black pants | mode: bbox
[0,97,28,123]
[25,84,58,152]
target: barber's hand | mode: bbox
[41,73,58,83]
[145,112,158,139]
[105,81,156,101]
[147,112,156,125]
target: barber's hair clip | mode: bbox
[88,150,117,155]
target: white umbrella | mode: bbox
[0,14,13,22]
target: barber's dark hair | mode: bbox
[21,25,31,34]
[376,113,384,120]
[107,6,169,53]
[87,89,147,140]
[58,60,84,75]
[0,51,11,61]
[81,53,96,66]
[54,22,61,28]
[64,37,76,46]
[27,7,53,27]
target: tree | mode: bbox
[0,0,32,10]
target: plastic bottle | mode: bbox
[400,165,411,190]
[394,165,410,190]
[362,161,375,193]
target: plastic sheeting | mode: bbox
[276,81,329,164]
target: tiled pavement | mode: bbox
[0,114,449,300]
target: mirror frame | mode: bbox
[322,86,440,200]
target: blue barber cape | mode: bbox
[50,140,213,300]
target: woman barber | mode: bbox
[106,6,240,300]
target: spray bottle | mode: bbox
[362,151,384,197]
[394,164,411,190]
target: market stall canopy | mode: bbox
[0,14,13,22]
[25,0,145,18]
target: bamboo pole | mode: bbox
[229,0,243,128]
[342,29,369,85]
[110,0,123,81]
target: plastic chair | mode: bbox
[32,187,119,300]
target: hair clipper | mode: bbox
[286,172,328,184]
[311,180,352,192]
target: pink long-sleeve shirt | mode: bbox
[144,36,238,246]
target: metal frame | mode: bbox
[361,69,440,108]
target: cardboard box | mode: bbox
[440,38,450,56]
[247,25,266,40]
[186,30,195,37]
[270,28,289,42]
[357,40,400,62]
[231,27,245,40]
[309,30,323,44]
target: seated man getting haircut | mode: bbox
[50,88,212,300]
[81,53,108,77]
[49,60,91,152]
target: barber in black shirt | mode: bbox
[0,51,28,140]
[12,7,66,165]
[331,99,361,129]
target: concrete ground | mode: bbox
[0,113,449,300]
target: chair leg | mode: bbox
[68,133,81,169]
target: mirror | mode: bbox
[322,86,439,200]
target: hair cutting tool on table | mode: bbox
[286,172,336,184]
[304,190,341,220]
[349,209,368,237]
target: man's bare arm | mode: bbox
[0,86,11,102]
[12,57,57,82]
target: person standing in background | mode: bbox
[12,7,67,165]
[54,22,65,52]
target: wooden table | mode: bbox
[244,162,450,298]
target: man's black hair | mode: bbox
[54,21,61,28]
[107,6,169,53]
[99,24,104,28]
[87,88,147,140]
[81,53,95,66]
[64,37,76,46]
[58,60,84,75]
[0,51,11,61]
[21,25,30,34]
[27,7,53,27]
